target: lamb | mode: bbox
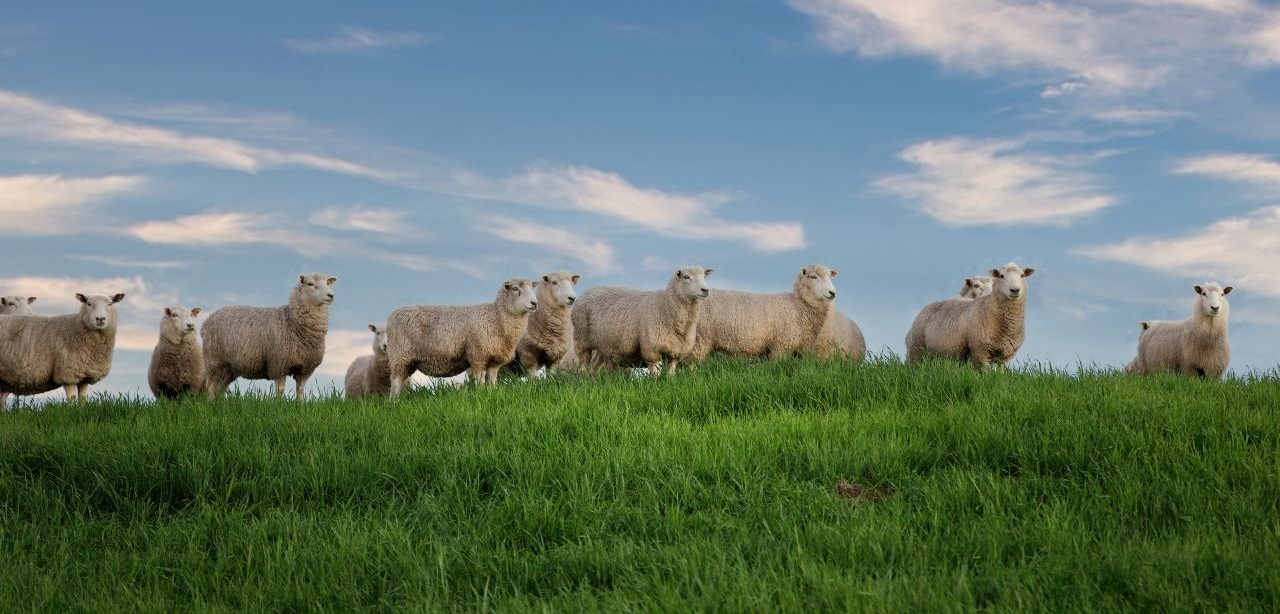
[690,264,837,361]
[813,310,867,362]
[345,324,391,398]
[147,306,204,399]
[509,271,580,376]
[203,273,336,400]
[0,296,36,315]
[572,266,713,376]
[0,292,125,404]
[386,278,539,396]
[905,262,1035,369]
[958,276,993,300]
[1126,283,1232,379]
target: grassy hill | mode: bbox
[2,358,1277,611]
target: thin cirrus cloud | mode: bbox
[480,217,621,275]
[127,211,333,257]
[873,137,1116,227]
[1173,153,1280,187]
[0,174,146,235]
[786,0,1280,95]
[309,206,413,234]
[284,26,432,54]
[0,90,396,180]
[462,164,807,253]
[1076,206,1280,297]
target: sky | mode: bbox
[3,0,1280,399]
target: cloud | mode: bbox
[873,137,1117,226]
[0,274,179,351]
[1076,205,1280,296]
[285,26,432,54]
[67,255,191,270]
[1174,153,1280,187]
[127,211,331,256]
[0,174,146,235]
[480,217,621,275]
[309,206,413,234]
[467,164,806,252]
[1089,107,1189,124]
[787,0,1279,94]
[0,90,395,180]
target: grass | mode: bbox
[1,357,1278,612]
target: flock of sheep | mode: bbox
[0,261,1236,407]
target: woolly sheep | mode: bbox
[0,292,125,404]
[0,296,36,315]
[345,324,391,398]
[905,262,1035,369]
[148,305,204,399]
[1126,283,1232,379]
[690,264,837,361]
[510,271,580,376]
[813,310,867,362]
[203,273,337,400]
[386,278,539,396]
[958,276,993,300]
[572,266,713,376]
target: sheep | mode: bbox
[345,324,390,398]
[509,271,580,376]
[1126,283,1232,379]
[813,310,867,362]
[386,278,539,396]
[0,292,125,404]
[572,266,713,376]
[690,264,837,361]
[0,296,36,315]
[147,305,204,399]
[202,273,337,400]
[958,276,993,300]
[905,262,1035,369]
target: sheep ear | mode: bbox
[164,307,173,317]
[326,277,338,286]
[76,293,89,304]
[1140,321,1150,331]
[829,269,838,278]
[1223,286,1233,295]
[542,275,550,283]
[504,281,514,291]
[674,269,684,279]
[800,267,808,276]
[27,297,36,304]
[368,323,378,333]
[191,307,201,317]
[112,293,126,304]
[989,269,1003,278]
[571,275,581,285]
[704,268,714,277]
[1194,285,1204,295]
[965,278,976,288]
[1022,268,1035,277]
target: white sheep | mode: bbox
[905,262,1035,369]
[813,310,867,362]
[345,324,391,398]
[0,295,36,315]
[572,266,713,376]
[202,273,337,400]
[1126,283,1232,379]
[147,305,204,399]
[958,276,993,300]
[511,271,580,376]
[0,292,125,404]
[690,264,837,361]
[386,278,539,396]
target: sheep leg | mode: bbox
[272,377,286,398]
[664,357,680,376]
[294,374,310,401]
[77,383,91,402]
[486,365,500,385]
[466,365,486,386]
[0,392,9,411]
[62,384,77,403]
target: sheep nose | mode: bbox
[700,288,709,296]
[530,301,538,308]
[567,296,575,304]
[186,324,195,331]
[326,293,334,301]
[1211,305,1220,313]
[827,291,836,299]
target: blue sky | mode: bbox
[4,0,1280,397]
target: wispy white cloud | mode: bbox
[1089,107,1189,124]
[285,26,432,54]
[127,211,329,256]
[0,174,146,235]
[1174,153,1280,187]
[480,217,621,275]
[309,206,413,234]
[67,255,191,270]
[0,90,396,180]
[1076,205,1280,296]
[873,137,1116,226]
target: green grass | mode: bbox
[2,358,1278,612]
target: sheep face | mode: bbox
[795,264,838,306]
[76,292,125,331]
[0,295,36,315]
[988,263,1035,301]
[162,305,201,343]
[500,278,539,315]
[672,266,713,301]
[540,271,580,308]
[961,276,994,299]
[295,273,337,307]
[1194,283,1232,319]
[368,324,388,355]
